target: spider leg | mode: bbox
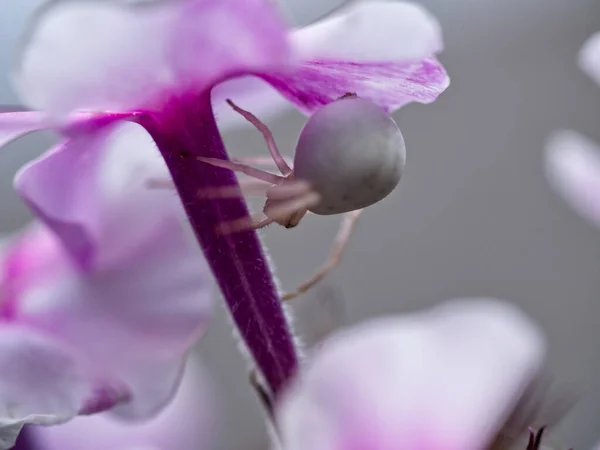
[217,191,320,235]
[282,209,364,301]
[226,99,293,176]
[148,177,278,199]
[195,179,312,200]
[231,155,293,168]
[197,156,284,184]
[146,177,176,190]
[264,180,312,199]
[216,214,274,235]
[196,179,273,199]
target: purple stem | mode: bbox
[139,91,298,396]
[13,428,34,450]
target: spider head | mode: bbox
[263,194,312,229]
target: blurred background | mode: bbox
[2,0,600,448]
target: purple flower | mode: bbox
[0,0,448,406]
[24,357,215,450]
[0,123,212,447]
[546,32,600,226]
[274,299,545,450]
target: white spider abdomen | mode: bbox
[293,96,406,215]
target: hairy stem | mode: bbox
[140,91,298,396]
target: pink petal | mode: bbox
[16,0,290,116]
[262,1,448,114]
[15,121,177,270]
[290,1,443,62]
[546,131,600,227]
[27,358,216,450]
[0,111,49,148]
[215,2,447,124]
[5,218,211,419]
[579,31,600,86]
[0,325,123,449]
[276,299,545,450]
[263,57,449,115]
[5,119,213,420]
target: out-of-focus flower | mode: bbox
[0,123,212,448]
[544,31,600,450]
[580,32,600,87]
[23,357,216,450]
[275,299,545,450]
[546,131,600,226]
[546,32,600,226]
[0,0,449,405]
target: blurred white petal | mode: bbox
[579,31,600,86]
[277,299,545,450]
[15,0,290,116]
[546,130,600,227]
[28,357,216,450]
[0,326,112,450]
[290,1,443,62]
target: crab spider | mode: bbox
[154,94,406,300]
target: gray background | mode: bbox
[1,0,600,449]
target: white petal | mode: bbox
[290,1,443,62]
[546,130,600,227]
[27,357,216,450]
[0,111,48,148]
[214,1,447,127]
[11,120,213,420]
[0,326,102,449]
[579,31,600,86]
[277,299,545,450]
[13,220,212,419]
[15,0,290,117]
[16,1,172,116]
[15,121,181,270]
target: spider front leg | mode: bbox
[196,156,284,184]
[226,99,293,176]
[282,209,364,301]
[146,175,276,198]
[232,155,293,168]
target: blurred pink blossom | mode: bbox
[25,357,216,450]
[0,123,212,447]
[275,299,545,450]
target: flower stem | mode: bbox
[12,429,34,450]
[140,91,298,397]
